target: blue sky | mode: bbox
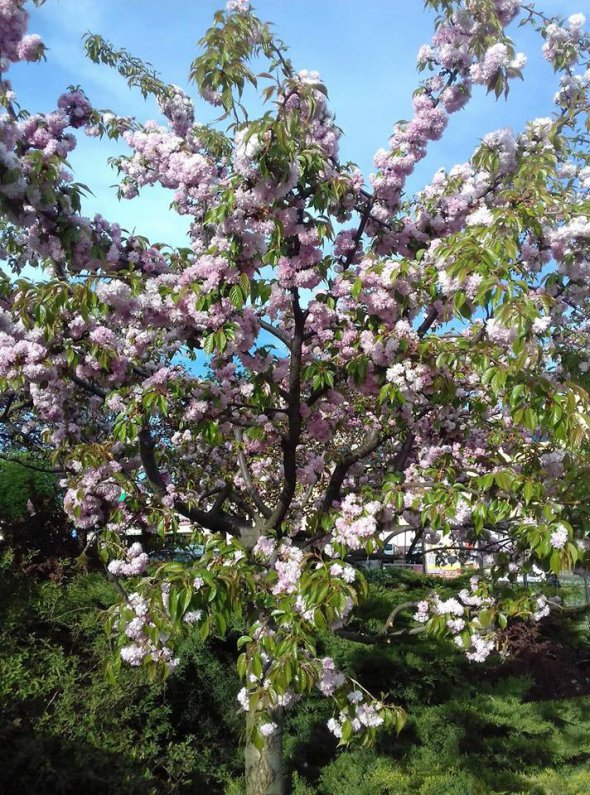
[11,0,585,247]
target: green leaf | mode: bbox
[229,284,244,309]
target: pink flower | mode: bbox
[227,0,250,12]
[260,722,278,737]
[120,644,145,666]
[318,657,345,696]
[550,525,568,549]
[17,34,43,61]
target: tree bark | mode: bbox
[244,711,284,795]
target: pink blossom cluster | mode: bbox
[158,85,195,137]
[414,577,499,662]
[236,683,298,714]
[543,14,586,68]
[107,541,150,577]
[293,70,341,162]
[372,93,448,212]
[371,2,525,216]
[483,127,518,173]
[120,590,180,671]
[272,540,304,594]
[259,721,278,737]
[493,0,522,26]
[57,90,93,129]
[532,595,550,621]
[233,127,266,178]
[0,333,49,381]
[119,123,218,208]
[63,462,124,529]
[372,122,521,259]
[465,206,494,227]
[0,0,43,70]
[549,524,568,550]
[226,0,250,13]
[486,318,517,347]
[469,43,526,85]
[453,498,472,525]
[333,261,410,327]
[252,534,277,561]
[332,494,380,550]
[413,600,430,623]
[329,562,356,584]
[317,656,346,696]
[550,216,590,264]
[554,72,590,113]
[463,634,495,662]
[327,693,384,739]
[386,361,432,403]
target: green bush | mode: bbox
[1,558,589,794]
[0,553,243,794]
[304,689,590,794]
[0,458,59,522]
[0,457,75,557]
[527,767,590,795]
[285,568,590,794]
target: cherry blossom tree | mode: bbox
[1,0,590,792]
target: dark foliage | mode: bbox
[1,559,589,794]
[0,457,77,560]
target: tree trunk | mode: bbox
[245,711,284,795]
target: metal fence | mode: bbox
[559,571,590,609]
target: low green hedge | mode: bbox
[1,554,589,794]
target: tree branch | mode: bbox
[335,625,426,644]
[234,427,272,519]
[265,289,306,531]
[391,431,415,472]
[320,428,392,513]
[341,195,374,270]
[0,393,15,421]
[0,453,64,474]
[138,424,246,536]
[258,318,292,350]
[405,526,424,560]
[379,525,419,548]
[381,601,419,636]
[417,306,439,338]
[70,373,107,399]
